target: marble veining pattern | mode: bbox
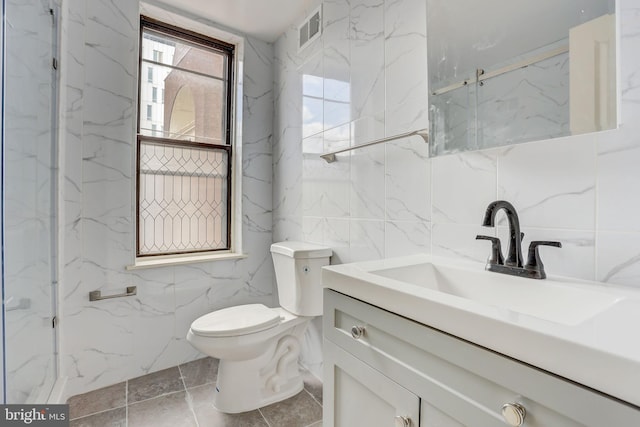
[274,0,640,291]
[57,0,275,399]
[349,0,385,121]
[6,0,640,406]
[476,52,570,149]
[497,135,597,230]
[385,139,430,222]
[383,0,429,137]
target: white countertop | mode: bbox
[322,254,640,407]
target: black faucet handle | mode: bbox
[525,241,562,279]
[476,235,504,266]
[529,240,562,250]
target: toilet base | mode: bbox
[212,324,308,413]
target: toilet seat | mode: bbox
[190,304,283,337]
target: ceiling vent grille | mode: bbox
[299,6,322,51]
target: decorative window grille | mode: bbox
[137,16,234,257]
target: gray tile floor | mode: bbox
[67,357,323,427]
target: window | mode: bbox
[153,49,163,63]
[137,16,234,258]
[147,66,153,83]
[146,104,152,120]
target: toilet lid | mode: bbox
[191,304,282,337]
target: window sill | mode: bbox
[126,252,247,270]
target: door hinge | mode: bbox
[50,8,57,71]
[52,316,57,328]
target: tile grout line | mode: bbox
[303,386,323,409]
[257,407,272,427]
[178,363,201,427]
[127,388,188,407]
[68,404,128,422]
[68,382,130,423]
[125,380,129,427]
[303,387,323,427]
[69,360,323,426]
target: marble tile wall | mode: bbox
[273,0,640,377]
[274,0,431,378]
[274,0,431,267]
[57,0,275,398]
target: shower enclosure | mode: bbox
[2,0,59,403]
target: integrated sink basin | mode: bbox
[322,253,640,408]
[368,260,622,326]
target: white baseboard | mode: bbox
[47,376,68,404]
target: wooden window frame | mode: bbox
[136,15,235,258]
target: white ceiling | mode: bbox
[173,0,317,42]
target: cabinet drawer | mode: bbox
[324,340,420,427]
[324,289,640,427]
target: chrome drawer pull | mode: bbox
[351,325,366,339]
[501,402,526,426]
[394,415,411,427]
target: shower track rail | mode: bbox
[432,44,569,96]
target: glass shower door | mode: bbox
[2,0,59,403]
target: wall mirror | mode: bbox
[427,0,617,156]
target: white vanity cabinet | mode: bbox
[323,289,640,427]
[324,343,420,426]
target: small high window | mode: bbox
[153,49,163,63]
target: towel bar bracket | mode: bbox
[89,286,137,302]
[320,128,428,163]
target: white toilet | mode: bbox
[186,241,332,413]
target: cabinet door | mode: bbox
[421,401,465,427]
[324,289,640,427]
[324,341,420,427]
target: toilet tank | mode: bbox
[270,241,332,316]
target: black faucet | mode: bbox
[480,200,523,267]
[476,200,562,279]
